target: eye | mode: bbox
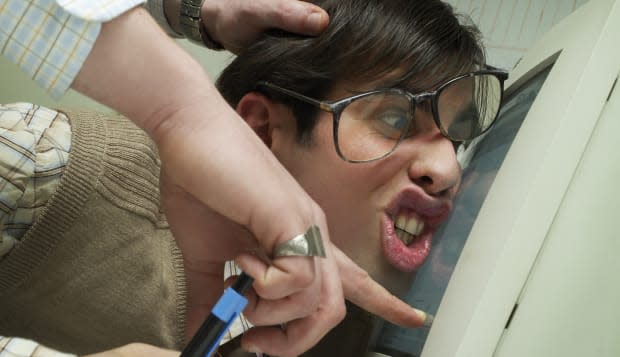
[373,109,411,139]
[344,92,412,140]
[444,104,480,139]
[378,110,410,131]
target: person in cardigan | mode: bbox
[0,0,507,356]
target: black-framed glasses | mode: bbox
[257,69,508,163]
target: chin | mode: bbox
[370,259,417,297]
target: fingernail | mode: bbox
[423,312,435,328]
[307,12,327,32]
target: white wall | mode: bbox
[446,0,590,70]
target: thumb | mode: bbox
[257,0,329,35]
[332,245,430,327]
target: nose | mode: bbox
[406,134,461,198]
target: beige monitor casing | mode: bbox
[420,0,620,356]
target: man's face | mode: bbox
[265,83,461,295]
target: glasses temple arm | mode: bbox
[256,82,333,112]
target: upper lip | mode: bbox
[386,187,453,229]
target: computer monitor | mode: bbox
[370,0,620,356]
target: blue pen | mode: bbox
[181,272,254,357]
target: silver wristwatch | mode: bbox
[178,0,224,50]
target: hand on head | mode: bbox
[200,0,329,54]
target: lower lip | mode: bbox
[381,214,433,272]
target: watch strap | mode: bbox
[179,0,224,50]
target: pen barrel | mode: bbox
[180,314,226,357]
[180,274,253,357]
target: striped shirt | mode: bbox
[0,0,146,100]
[0,103,70,259]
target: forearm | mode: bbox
[71,6,224,138]
[72,5,302,230]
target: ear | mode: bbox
[236,92,279,147]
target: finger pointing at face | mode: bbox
[332,245,430,327]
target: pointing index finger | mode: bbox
[333,247,430,327]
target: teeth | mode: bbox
[395,228,415,245]
[394,213,425,245]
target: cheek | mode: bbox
[310,165,384,262]
[279,118,402,266]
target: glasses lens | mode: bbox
[437,74,502,141]
[337,91,412,162]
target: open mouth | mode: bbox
[381,212,432,273]
[381,189,451,272]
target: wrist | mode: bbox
[200,0,221,46]
[179,0,224,50]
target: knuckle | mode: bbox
[273,0,295,24]
[323,298,346,326]
[298,293,320,315]
[251,280,269,297]
[281,341,304,357]
[330,300,347,325]
[294,263,316,288]
[241,310,260,325]
[349,268,371,298]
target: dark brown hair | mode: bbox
[216,0,485,144]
